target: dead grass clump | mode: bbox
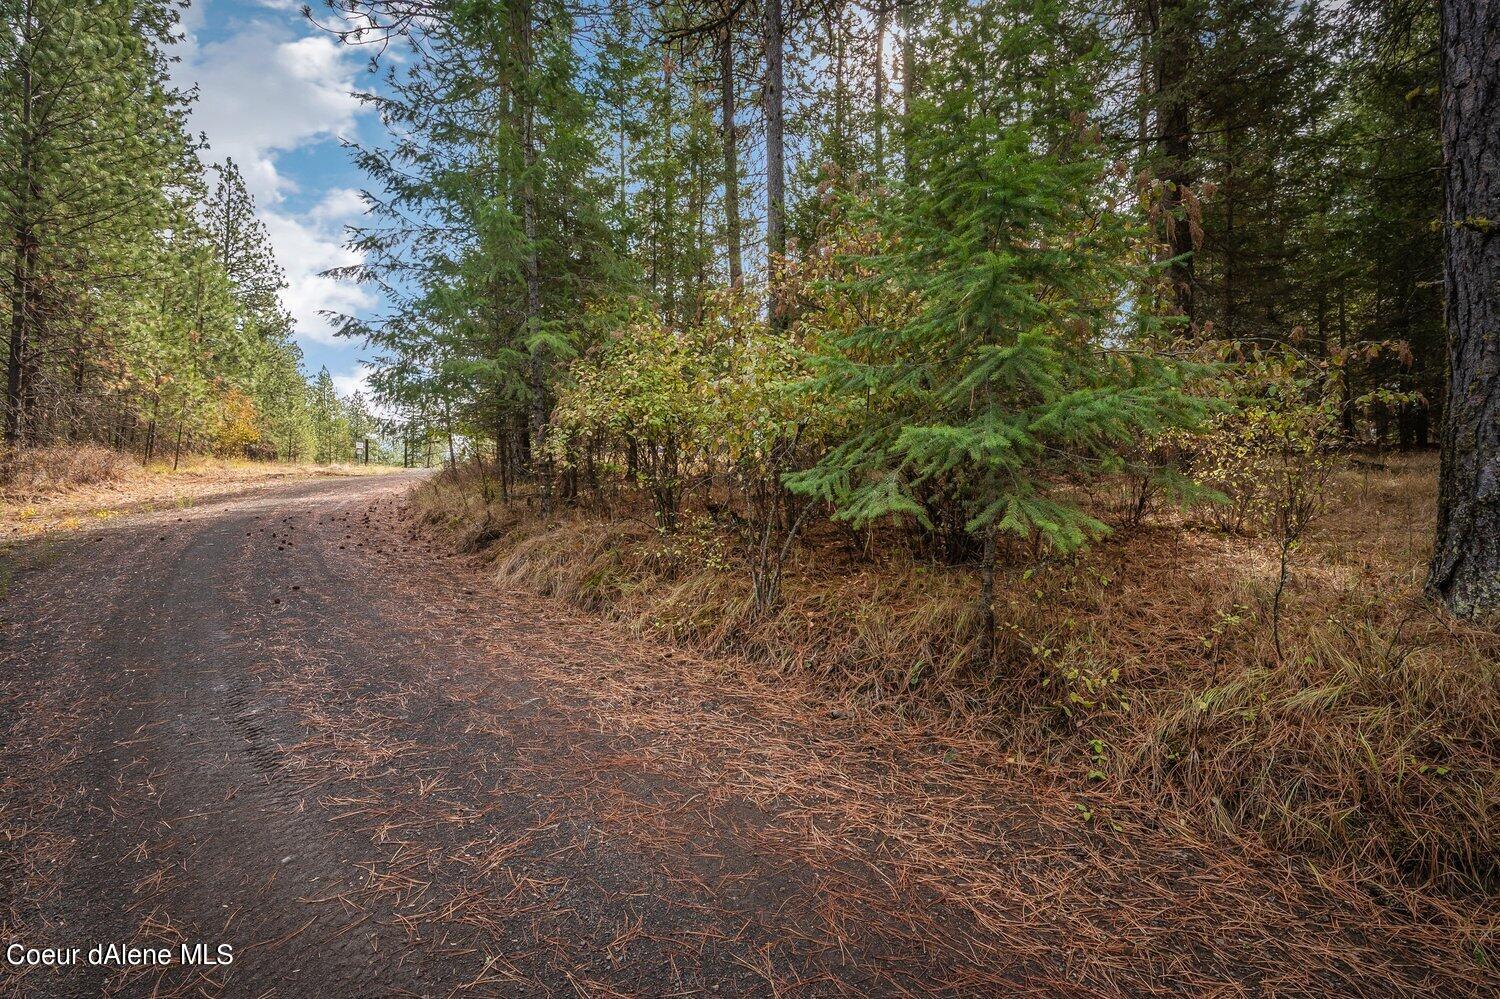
[1115,597,1498,895]
[0,444,141,499]
[472,508,988,712]
[416,454,1499,905]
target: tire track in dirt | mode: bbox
[1,478,433,997]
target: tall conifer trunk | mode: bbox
[1150,0,1196,325]
[873,0,886,178]
[762,0,786,327]
[519,0,549,511]
[1428,0,1499,619]
[6,0,36,445]
[900,0,915,183]
[719,13,744,290]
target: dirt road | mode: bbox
[0,472,1489,997]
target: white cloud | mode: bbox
[170,4,375,348]
[310,187,369,224]
[331,363,375,399]
[262,212,374,345]
[176,22,363,205]
[332,363,399,418]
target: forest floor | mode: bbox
[416,453,1498,912]
[2,470,1495,996]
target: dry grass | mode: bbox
[5,462,1491,994]
[413,454,1498,916]
[0,442,142,497]
[0,443,389,539]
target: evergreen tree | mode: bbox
[205,159,289,330]
[1,0,195,443]
[787,0,1211,653]
[330,0,624,476]
[0,0,336,462]
[310,367,350,463]
[1428,0,1499,620]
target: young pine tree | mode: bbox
[787,0,1212,662]
[310,367,349,463]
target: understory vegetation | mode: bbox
[0,441,377,502]
[416,451,1497,912]
[4,0,1491,945]
[0,443,143,497]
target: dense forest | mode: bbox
[0,0,386,464]
[316,0,1493,616]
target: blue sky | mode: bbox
[171,0,383,399]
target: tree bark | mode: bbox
[6,0,36,445]
[719,14,744,290]
[900,0,915,184]
[873,0,886,179]
[830,11,848,173]
[7,206,31,446]
[762,0,787,328]
[1428,0,1499,620]
[1150,0,1197,326]
[519,0,550,512]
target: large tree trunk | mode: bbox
[6,216,30,447]
[6,0,36,446]
[1428,0,1499,620]
[762,0,786,327]
[1150,0,1197,326]
[872,0,886,178]
[719,14,744,290]
[900,0,915,183]
[518,0,550,512]
[829,11,848,173]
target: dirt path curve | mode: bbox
[1,473,1490,997]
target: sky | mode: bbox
[171,0,383,400]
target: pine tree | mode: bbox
[309,367,349,463]
[787,0,1211,656]
[0,0,195,443]
[205,160,289,328]
[331,0,623,476]
[1331,0,1445,446]
[0,0,324,460]
[1428,0,1499,620]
